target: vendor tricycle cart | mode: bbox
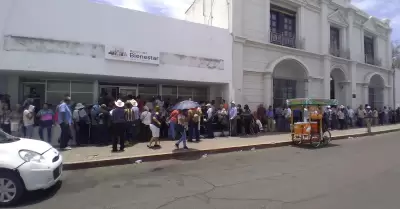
[287,98,338,148]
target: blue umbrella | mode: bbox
[172,100,200,110]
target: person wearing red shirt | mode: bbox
[168,109,179,139]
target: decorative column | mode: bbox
[320,0,329,54]
[360,26,365,61]
[387,29,393,69]
[349,61,357,108]
[362,83,369,105]
[304,78,310,98]
[297,5,305,48]
[341,27,347,52]
[323,55,331,99]
[384,86,390,107]
[263,72,273,106]
[265,0,271,43]
[347,10,354,59]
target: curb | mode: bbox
[63,128,400,171]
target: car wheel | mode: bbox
[0,171,24,207]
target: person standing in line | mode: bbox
[205,103,215,139]
[58,95,73,150]
[266,105,275,132]
[23,105,35,138]
[1,103,12,134]
[110,99,126,152]
[337,106,345,130]
[347,106,354,128]
[175,109,189,149]
[90,104,100,144]
[167,108,179,140]
[188,107,202,142]
[37,103,54,143]
[372,108,379,126]
[140,106,152,142]
[10,104,23,136]
[131,100,140,141]
[357,105,365,127]
[229,102,238,136]
[72,103,90,146]
[148,106,162,148]
[124,101,135,146]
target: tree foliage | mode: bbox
[392,40,400,69]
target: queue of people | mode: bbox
[2,92,400,152]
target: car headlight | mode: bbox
[19,150,45,163]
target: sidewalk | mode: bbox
[62,124,400,170]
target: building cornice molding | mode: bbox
[328,9,349,28]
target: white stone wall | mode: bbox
[0,0,232,87]
[220,0,394,109]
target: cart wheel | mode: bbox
[310,134,322,148]
[322,130,332,145]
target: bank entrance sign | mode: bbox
[105,46,160,65]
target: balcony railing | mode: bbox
[365,54,382,66]
[270,31,296,48]
[330,46,350,59]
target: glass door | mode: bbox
[119,87,137,98]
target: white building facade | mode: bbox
[0,0,233,107]
[187,0,393,110]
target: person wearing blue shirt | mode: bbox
[229,101,238,136]
[58,94,72,150]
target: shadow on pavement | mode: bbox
[12,181,63,208]
[291,143,340,150]
[171,148,203,161]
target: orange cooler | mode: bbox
[294,123,303,134]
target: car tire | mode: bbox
[0,171,25,207]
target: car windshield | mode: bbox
[0,129,20,142]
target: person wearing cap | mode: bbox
[110,99,127,152]
[229,101,238,136]
[72,103,90,146]
[205,103,215,138]
[365,106,373,133]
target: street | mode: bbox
[14,132,400,209]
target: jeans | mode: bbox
[24,125,34,139]
[60,123,71,149]
[169,121,176,139]
[176,128,187,147]
[39,125,52,143]
[188,121,200,141]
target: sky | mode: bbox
[91,0,400,40]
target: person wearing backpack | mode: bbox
[73,103,90,146]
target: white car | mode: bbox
[0,130,63,207]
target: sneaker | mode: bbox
[183,146,189,150]
[175,144,179,149]
[61,146,72,151]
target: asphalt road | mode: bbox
[13,132,400,209]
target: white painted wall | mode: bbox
[0,0,232,85]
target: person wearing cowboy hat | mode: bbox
[72,103,90,146]
[110,99,127,152]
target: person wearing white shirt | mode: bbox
[140,106,152,141]
[229,102,238,136]
[23,105,35,138]
[283,106,292,132]
[347,106,354,127]
[205,104,215,138]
